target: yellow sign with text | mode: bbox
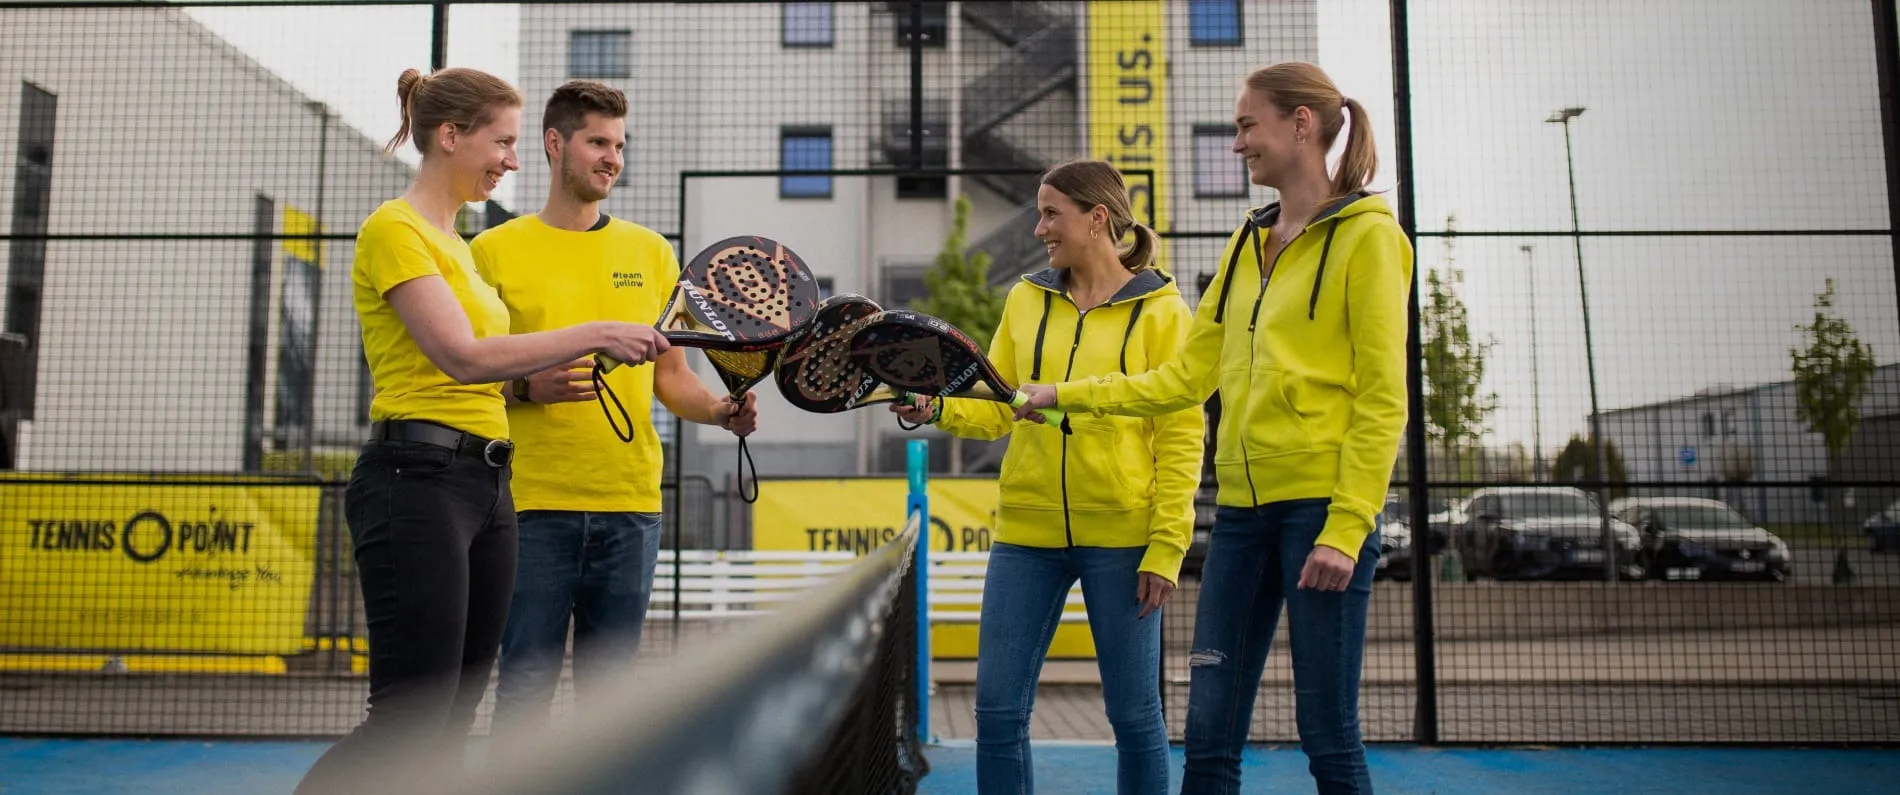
[0,475,322,655]
[752,478,1096,660]
[1087,0,1170,272]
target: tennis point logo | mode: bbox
[24,507,259,565]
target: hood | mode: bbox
[1508,516,1639,545]
[1666,526,1780,549]
[1023,267,1180,305]
[1211,191,1394,325]
[1247,191,1393,230]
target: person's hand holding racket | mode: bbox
[715,392,759,437]
[889,393,934,425]
[522,358,599,403]
[1136,572,1174,619]
[590,321,670,368]
[1011,383,1058,424]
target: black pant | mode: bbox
[295,438,517,795]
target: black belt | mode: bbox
[370,420,513,468]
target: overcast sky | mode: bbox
[176,0,1899,458]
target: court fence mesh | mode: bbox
[0,0,1896,755]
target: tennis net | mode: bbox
[372,509,930,795]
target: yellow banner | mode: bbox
[752,477,1095,660]
[752,478,999,554]
[1087,0,1170,271]
[282,205,322,264]
[0,475,322,654]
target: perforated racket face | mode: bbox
[848,310,1008,399]
[673,236,819,348]
[775,294,887,412]
[705,347,778,397]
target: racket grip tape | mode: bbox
[1008,391,1070,432]
[595,353,623,374]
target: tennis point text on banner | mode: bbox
[804,516,992,554]
[753,478,998,554]
[0,475,321,655]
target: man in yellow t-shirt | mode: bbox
[472,80,759,736]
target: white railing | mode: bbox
[647,550,1088,622]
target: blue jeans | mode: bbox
[1181,500,1379,795]
[975,542,1168,795]
[492,510,662,736]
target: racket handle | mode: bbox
[1008,391,1069,432]
[596,353,622,373]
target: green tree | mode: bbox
[1792,278,1876,465]
[911,194,1007,348]
[1552,434,1629,502]
[1791,278,1876,530]
[1421,215,1499,470]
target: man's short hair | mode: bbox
[542,80,628,141]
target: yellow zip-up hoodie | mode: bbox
[1054,193,1413,561]
[934,268,1206,584]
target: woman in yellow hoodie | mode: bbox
[1017,63,1412,795]
[893,160,1204,795]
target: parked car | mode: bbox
[1455,487,1645,581]
[1375,497,1415,581]
[1609,497,1791,582]
[1864,498,1900,553]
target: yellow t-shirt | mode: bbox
[353,199,510,440]
[472,213,679,512]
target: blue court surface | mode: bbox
[2,737,1896,794]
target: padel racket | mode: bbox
[593,235,817,505]
[774,293,912,413]
[598,235,820,372]
[846,309,1070,433]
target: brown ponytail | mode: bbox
[386,68,424,153]
[1331,96,1377,200]
[1119,222,1158,272]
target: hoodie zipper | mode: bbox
[1058,309,1088,547]
[1239,225,1302,506]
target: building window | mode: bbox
[893,1,948,48]
[569,30,631,78]
[880,263,930,308]
[781,127,833,199]
[783,2,834,48]
[1188,0,1243,47]
[1701,411,1716,438]
[817,276,836,299]
[1192,124,1246,198]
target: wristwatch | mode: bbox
[512,378,534,404]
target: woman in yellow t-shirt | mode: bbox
[294,67,666,795]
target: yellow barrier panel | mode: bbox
[0,474,322,656]
[751,478,1097,660]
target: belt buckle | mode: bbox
[482,439,514,468]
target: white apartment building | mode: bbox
[0,6,415,472]
[513,0,1314,487]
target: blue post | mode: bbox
[906,438,932,745]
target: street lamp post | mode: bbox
[1546,106,1617,585]
[1520,244,1544,482]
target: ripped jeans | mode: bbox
[1180,500,1379,795]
